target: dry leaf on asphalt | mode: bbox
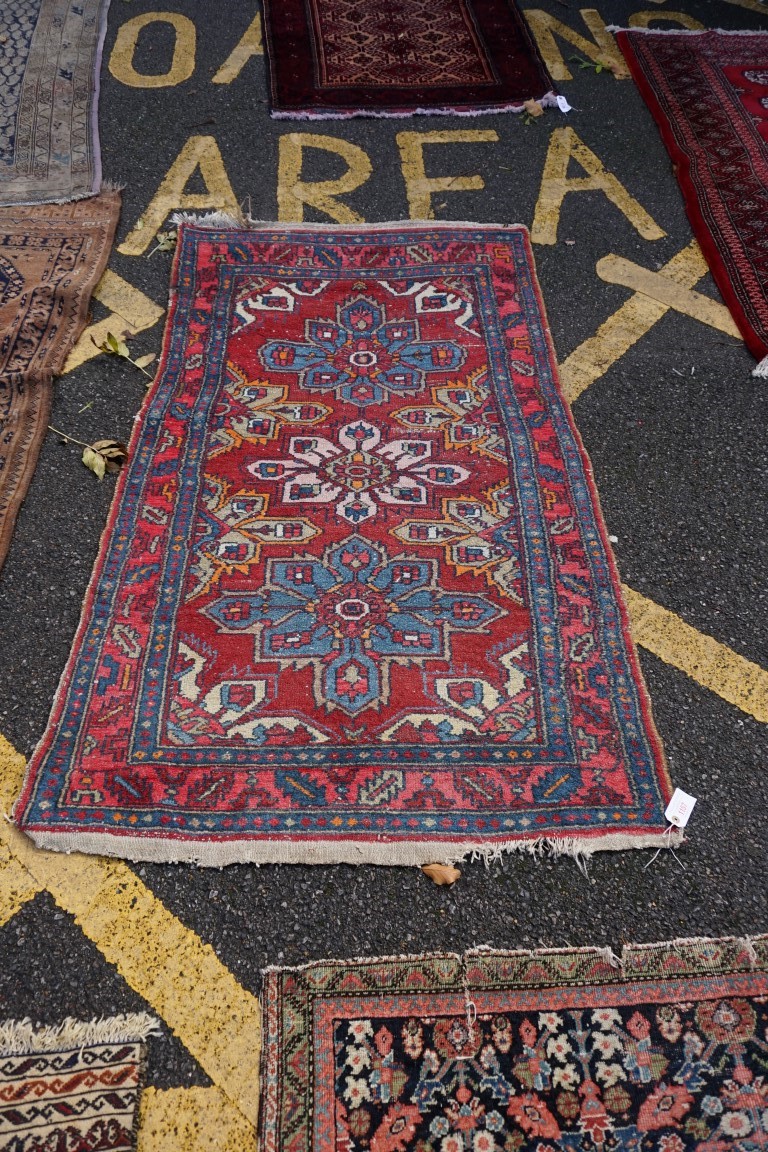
[421,863,461,886]
[82,439,128,479]
[523,100,544,118]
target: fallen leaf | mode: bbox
[89,439,128,474]
[134,353,156,370]
[82,445,106,479]
[421,863,461,886]
[99,331,130,358]
[523,100,544,119]
[155,230,177,252]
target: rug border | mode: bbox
[13,220,676,868]
[615,27,768,361]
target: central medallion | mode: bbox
[322,450,393,493]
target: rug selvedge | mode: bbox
[13,222,675,865]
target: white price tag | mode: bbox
[556,95,573,114]
[664,788,697,829]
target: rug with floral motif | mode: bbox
[14,221,674,866]
[259,936,768,1152]
[262,0,554,118]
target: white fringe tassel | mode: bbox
[752,354,768,377]
[0,1013,161,1056]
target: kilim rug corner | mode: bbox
[259,935,768,1152]
[0,1013,158,1151]
[262,0,555,118]
[0,0,111,205]
[14,219,676,866]
[616,28,768,368]
[0,192,121,571]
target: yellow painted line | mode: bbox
[0,735,261,1127]
[720,0,767,10]
[0,838,41,927]
[597,254,740,337]
[624,585,768,724]
[558,239,713,402]
[137,1086,256,1151]
[63,270,165,374]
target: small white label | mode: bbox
[665,788,697,829]
[556,95,573,114]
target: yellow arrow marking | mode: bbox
[558,239,728,402]
[137,1086,256,1151]
[0,735,261,1127]
[623,586,768,724]
[63,270,165,374]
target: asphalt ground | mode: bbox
[0,0,766,1132]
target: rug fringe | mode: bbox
[0,1013,160,1056]
[21,827,684,867]
[751,353,768,377]
[267,93,560,120]
[607,25,768,35]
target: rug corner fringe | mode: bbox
[0,1012,161,1056]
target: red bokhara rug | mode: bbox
[14,222,675,866]
[617,29,768,370]
[262,0,554,118]
[259,936,768,1152]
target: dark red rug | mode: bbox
[617,29,768,370]
[262,0,554,118]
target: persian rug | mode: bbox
[0,0,110,206]
[259,936,768,1152]
[262,0,554,118]
[14,220,675,866]
[0,1013,157,1151]
[616,29,768,371]
[0,192,120,570]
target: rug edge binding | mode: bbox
[259,935,767,981]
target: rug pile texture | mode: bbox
[262,0,554,118]
[617,29,768,368]
[0,193,120,569]
[14,221,674,865]
[0,1014,157,1151]
[260,936,768,1152]
[0,0,110,205]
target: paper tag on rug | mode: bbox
[665,788,697,828]
[556,95,572,113]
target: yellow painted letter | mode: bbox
[396,130,498,220]
[109,12,196,88]
[212,13,263,84]
[277,134,372,222]
[523,9,629,80]
[531,127,665,245]
[119,136,238,256]
[628,11,704,27]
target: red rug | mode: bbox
[14,221,674,866]
[259,936,768,1152]
[617,29,768,368]
[262,0,554,118]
